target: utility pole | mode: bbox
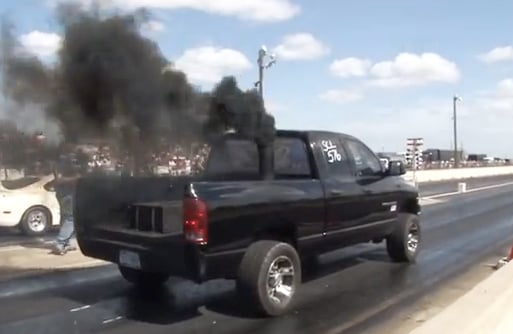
[453,95,462,168]
[255,45,276,100]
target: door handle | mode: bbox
[330,190,344,196]
[363,189,373,194]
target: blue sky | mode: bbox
[3,0,513,157]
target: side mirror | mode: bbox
[387,160,406,176]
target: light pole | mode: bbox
[453,95,462,168]
[255,45,276,100]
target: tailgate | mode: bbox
[74,175,192,235]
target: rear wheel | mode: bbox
[118,265,170,288]
[237,240,301,317]
[20,207,50,236]
[386,213,421,263]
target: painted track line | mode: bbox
[423,181,513,200]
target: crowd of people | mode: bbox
[73,142,211,177]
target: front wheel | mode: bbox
[118,265,170,288]
[237,240,301,317]
[386,213,421,263]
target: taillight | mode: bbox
[183,197,208,245]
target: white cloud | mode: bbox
[174,46,252,85]
[19,31,62,58]
[329,57,371,78]
[273,33,329,61]
[476,78,513,112]
[265,101,288,115]
[141,20,165,32]
[57,0,300,22]
[479,46,513,63]
[495,78,513,97]
[318,89,363,104]
[327,52,459,90]
[368,52,460,88]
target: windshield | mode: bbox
[0,177,41,190]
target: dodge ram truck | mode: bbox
[74,130,421,316]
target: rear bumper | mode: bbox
[77,229,245,283]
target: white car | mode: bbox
[0,175,61,236]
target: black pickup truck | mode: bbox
[74,130,420,316]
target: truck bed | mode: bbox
[74,175,193,235]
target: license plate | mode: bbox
[119,250,141,270]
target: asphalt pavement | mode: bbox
[1,177,513,334]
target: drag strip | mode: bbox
[1,182,513,333]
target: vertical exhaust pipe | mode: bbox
[255,104,275,181]
[257,141,274,180]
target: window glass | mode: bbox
[1,177,41,190]
[206,139,259,176]
[319,137,351,176]
[345,140,382,176]
[273,138,311,176]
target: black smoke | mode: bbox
[0,3,276,171]
[205,76,275,145]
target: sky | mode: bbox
[2,0,513,157]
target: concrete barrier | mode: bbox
[404,166,513,184]
[410,262,513,334]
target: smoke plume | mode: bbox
[0,3,276,163]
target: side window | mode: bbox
[319,137,351,176]
[274,137,311,177]
[206,139,259,176]
[345,140,382,176]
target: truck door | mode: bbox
[315,135,368,247]
[344,138,399,226]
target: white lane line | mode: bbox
[70,305,91,312]
[423,181,513,200]
[419,198,445,206]
[102,316,123,324]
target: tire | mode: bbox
[118,265,170,288]
[19,207,50,236]
[386,213,421,263]
[237,240,301,317]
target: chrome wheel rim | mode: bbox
[27,210,47,232]
[407,223,420,253]
[266,255,295,305]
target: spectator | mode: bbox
[51,144,81,255]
